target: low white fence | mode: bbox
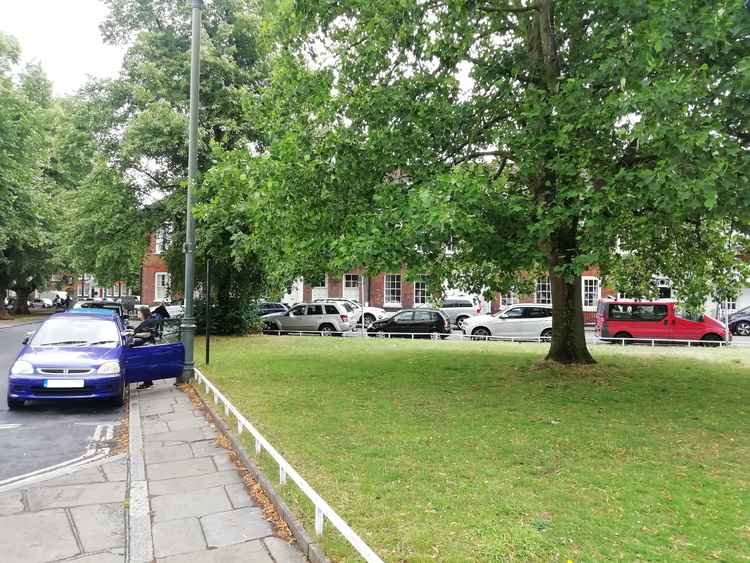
[261,329,749,348]
[193,367,384,563]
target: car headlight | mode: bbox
[10,360,34,375]
[97,361,121,375]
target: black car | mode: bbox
[256,301,289,316]
[729,306,750,336]
[367,308,450,338]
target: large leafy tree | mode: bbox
[237,0,750,362]
[66,0,269,306]
[0,34,64,316]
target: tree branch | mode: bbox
[477,2,540,14]
[453,150,514,166]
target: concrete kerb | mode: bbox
[127,386,154,563]
[188,376,330,563]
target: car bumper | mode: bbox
[8,374,124,401]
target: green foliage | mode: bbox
[208,0,750,359]
[193,297,264,336]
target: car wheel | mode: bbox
[7,396,24,410]
[471,327,491,340]
[613,332,632,344]
[540,328,552,342]
[112,381,127,407]
[735,321,750,336]
[456,315,468,329]
[319,323,335,336]
[363,313,376,328]
[701,333,722,347]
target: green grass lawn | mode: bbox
[195,336,750,562]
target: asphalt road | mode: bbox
[0,321,123,481]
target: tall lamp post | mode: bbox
[180,0,203,383]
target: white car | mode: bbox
[313,298,386,327]
[462,304,553,341]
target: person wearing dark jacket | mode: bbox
[133,306,158,389]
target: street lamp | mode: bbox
[180,0,203,383]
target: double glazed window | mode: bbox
[384,274,401,305]
[414,275,428,305]
[583,277,601,310]
[535,277,551,304]
[501,292,518,306]
[155,273,170,302]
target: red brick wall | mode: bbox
[370,274,384,307]
[142,233,170,305]
[328,275,343,298]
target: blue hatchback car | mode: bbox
[6,310,184,409]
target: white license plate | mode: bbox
[44,379,85,389]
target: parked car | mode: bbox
[420,297,482,328]
[367,308,450,338]
[596,299,726,344]
[30,297,53,309]
[255,301,288,316]
[313,298,387,327]
[728,306,750,336]
[6,310,184,409]
[74,300,129,324]
[462,304,553,340]
[262,302,352,335]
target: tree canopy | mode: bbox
[205,0,750,361]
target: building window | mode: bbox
[384,274,402,305]
[344,274,359,288]
[535,276,551,304]
[582,277,601,310]
[722,299,737,313]
[414,275,428,305]
[501,291,518,307]
[653,276,672,299]
[155,273,171,302]
[154,226,172,255]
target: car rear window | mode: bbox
[324,305,339,314]
[413,310,432,321]
[609,303,668,321]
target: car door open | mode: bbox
[123,341,185,383]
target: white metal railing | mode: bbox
[260,329,749,347]
[193,368,384,563]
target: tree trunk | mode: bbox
[12,288,31,315]
[546,271,595,364]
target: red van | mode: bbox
[596,300,727,344]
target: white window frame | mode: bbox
[343,274,360,288]
[501,291,518,307]
[384,274,402,306]
[413,275,428,305]
[535,276,552,304]
[582,276,601,311]
[154,272,171,302]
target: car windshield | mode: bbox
[31,318,120,347]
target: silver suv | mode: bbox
[438,298,481,328]
[262,302,352,335]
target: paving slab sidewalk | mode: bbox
[0,456,128,563]
[0,380,307,563]
[135,380,307,563]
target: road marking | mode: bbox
[0,423,116,492]
[0,424,22,430]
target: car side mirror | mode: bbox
[698,314,705,322]
[22,331,34,345]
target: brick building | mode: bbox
[300,268,617,324]
[140,230,172,305]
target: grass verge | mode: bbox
[195,336,749,562]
